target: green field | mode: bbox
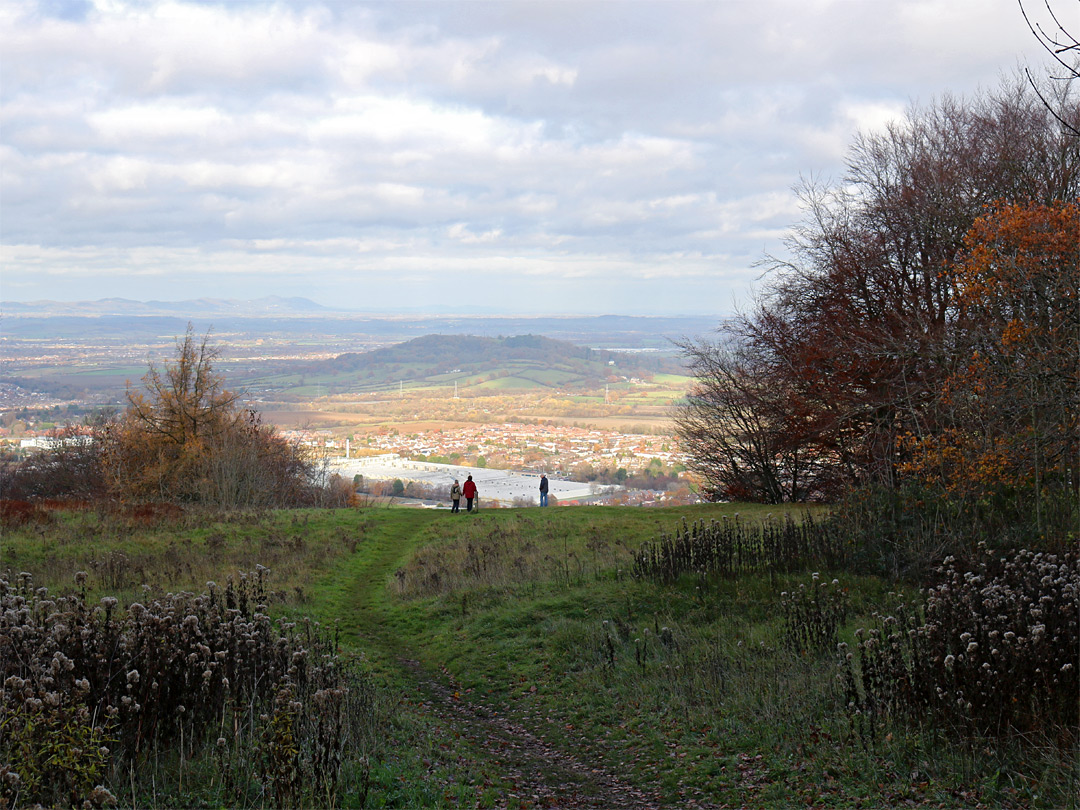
[2,504,1073,808]
[474,376,546,390]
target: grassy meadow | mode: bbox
[2,502,1076,808]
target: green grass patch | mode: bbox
[474,376,544,390]
[651,373,694,386]
[3,503,1074,808]
[517,368,584,385]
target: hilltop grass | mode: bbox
[3,503,1075,808]
[0,505,369,606]
[354,510,1073,808]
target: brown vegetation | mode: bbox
[841,545,1078,743]
[678,78,1078,508]
[2,326,334,509]
[676,76,1079,561]
[0,569,376,808]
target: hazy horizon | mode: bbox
[0,294,729,319]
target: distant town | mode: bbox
[1,310,704,506]
[308,420,697,506]
[288,420,684,473]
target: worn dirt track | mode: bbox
[339,512,717,809]
[401,658,672,810]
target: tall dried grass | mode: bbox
[631,513,844,584]
[839,545,1079,744]
[0,568,378,808]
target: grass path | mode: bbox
[313,510,682,809]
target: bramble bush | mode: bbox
[0,568,377,808]
[839,545,1079,743]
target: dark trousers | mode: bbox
[466,498,474,512]
[451,499,460,513]
[539,492,548,506]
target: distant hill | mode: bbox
[328,334,600,371]
[1,296,331,317]
[2,300,718,350]
[309,333,682,393]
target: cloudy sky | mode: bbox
[0,0,1054,315]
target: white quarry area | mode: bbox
[329,455,614,506]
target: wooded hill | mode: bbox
[314,333,683,391]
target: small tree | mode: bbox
[102,325,319,507]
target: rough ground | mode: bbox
[346,512,718,808]
[401,658,679,810]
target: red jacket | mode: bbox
[462,479,477,499]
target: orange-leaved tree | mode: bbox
[102,325,321,507]
[901,200,1079,538]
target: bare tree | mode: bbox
[674,337,829,503]
[1020,0,1080,135]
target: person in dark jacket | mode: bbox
[539,474,549,506]
[462,475,478,512]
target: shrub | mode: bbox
[3,696,117,808]
[0,426,107,501]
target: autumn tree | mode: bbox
[679,76,1079,508]
[901,200,1079,539]
[102,326,321,507]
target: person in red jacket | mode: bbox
[462,474,478,512]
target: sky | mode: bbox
[0,0,1057,316]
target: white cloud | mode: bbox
[447,223,502,244]
[839,100,907,136]
[88,104,233,143]
[0,0,1046,315]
